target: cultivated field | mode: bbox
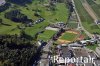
[74,0,100,34]
[86,0,100,19]
[82,0,97,20]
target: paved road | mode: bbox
[72,0,93,38]
[37,40,53,66]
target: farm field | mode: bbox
[0,0,68,39]
[37,30,57,41]
[74,0,100,34]
[86,0,100,19]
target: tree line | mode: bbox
[5,10,33,23]
[0,34,38,66]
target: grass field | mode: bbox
[37,30,57,41]
[86,44,98,50]
[0,0,68,38]
[74,0,100,34]
[60,32,77,41]
[67,21,78,29]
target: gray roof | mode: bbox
[88,52,97,58]
[73,48,89,57]
[85,63,93,66]
[61,46,70,58]
[61,46,74,58]
[94,59,100,65]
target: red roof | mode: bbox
[68,64,75,66]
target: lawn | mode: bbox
[0,0,68,38]
[37,30,57,41]
[74,0,100,34]
[86,44,98,50]
[67,22,78,29]
[60,32,77,41]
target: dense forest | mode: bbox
[0,34,38,66]
[5,10,33,23]
[6,0,32,5]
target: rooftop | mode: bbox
[73,48,89,57]
[84,63,93,66]
[61,46,74,58]
[94,59,100,65]
[0,0,6,6]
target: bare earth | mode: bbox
[66,30,79,34]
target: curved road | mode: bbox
[72,0,93,38]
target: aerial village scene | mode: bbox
[0,0,100,66]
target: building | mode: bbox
[68,42,83,48]
[72,47,89,57]
[96,47,100,57]
[0,0,6,6]
[52,44,98,66]
[93,59,100,66]
[84,63,94,66]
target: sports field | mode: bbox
[57,30,80,44]
[60,32,77,41]
[37,30,57,41]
